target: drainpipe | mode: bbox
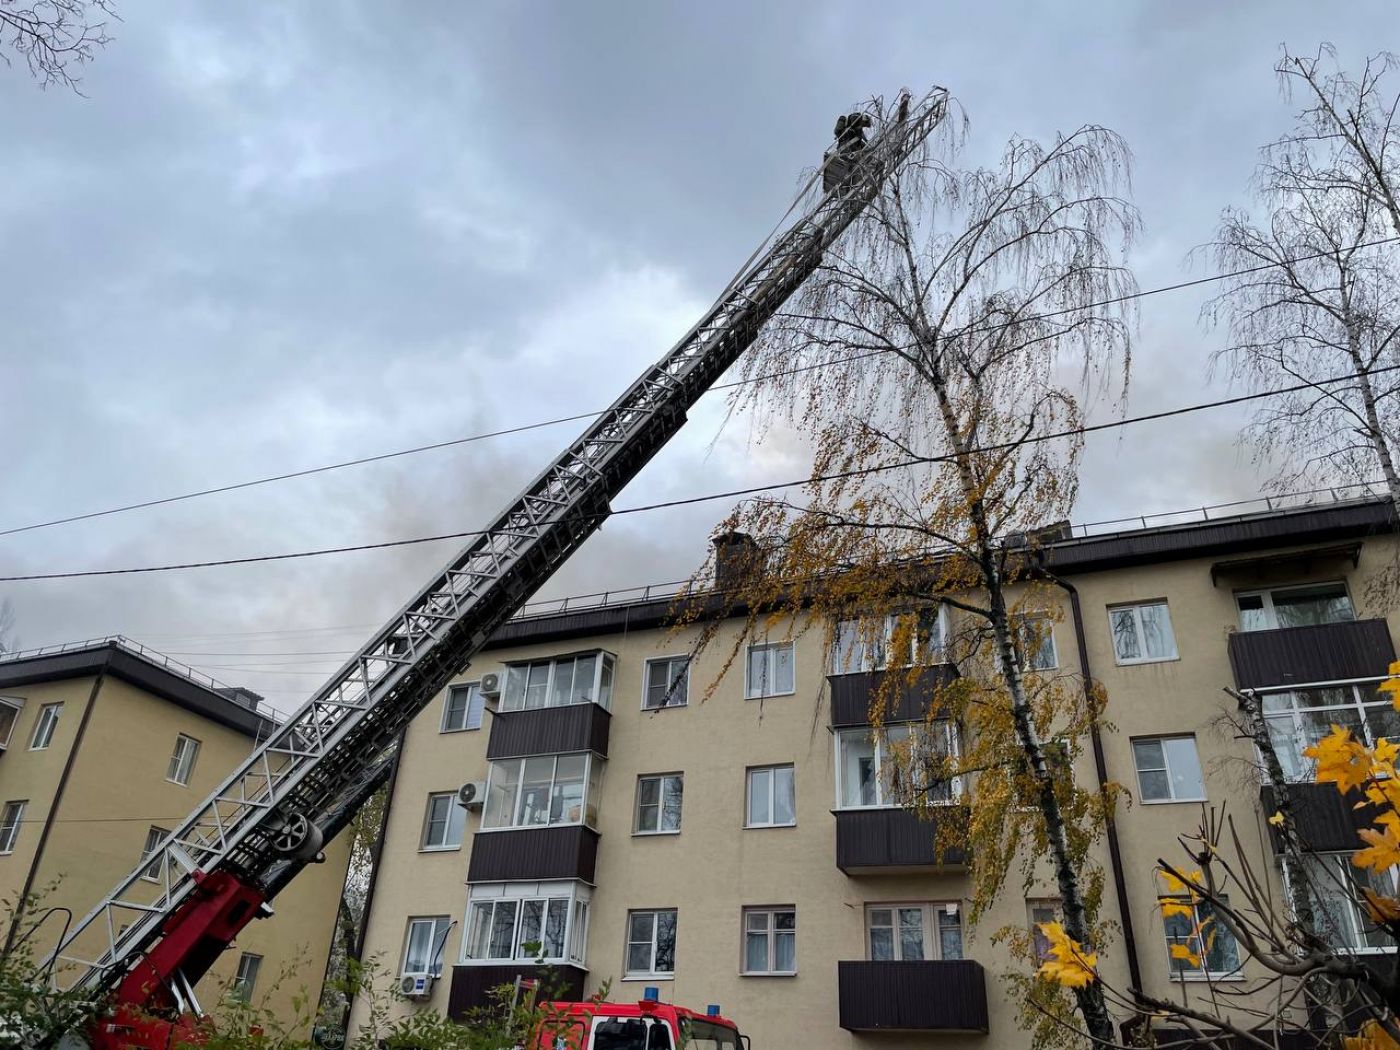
[1051,576,1145,999]
[3,667,106,959]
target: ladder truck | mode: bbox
[45,87,948,1050]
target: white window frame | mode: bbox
[232,952,262,1003]
[480,752,598,831]
[1292,853,1399,955]
[1130,735,1206,804]
[834,723,960,810]
[1014,614,1059,671]
[0,801,25,854]
[499,651,617,713]
[742,906,796,976]
[167,734,201,786]
[462,881,590,965]
[831,608,948,675]
[1257,679,1395,783]
[634,774,684,835]
[420,791,468,851]
[1107,601,1179,665]
[402,915,453,977]
[642,655,690,711]
[745,765,796,828]
[744,641,795,700]
[441,681,484,733]
[864,902,963,961]
[1163,896,1242,980]
[624,908,678,979]
[139,826,169,882]
[28,702,61,751]
[1236,581,1355,632]
[0,697,24,750]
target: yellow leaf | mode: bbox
[1168,943,1202,967]
[1376,737,1400,768]
[1157,868,1203,896]
[1034,921,1098,989]
[1379,661,1400,712]
[1362,889,1400,924]
[1355,825,1400,874]
[1344,1019,1400,1050]
[1305,725,1373,793]
[1268,811,1285,827]
[1157,897,1194,919]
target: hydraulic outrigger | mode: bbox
[43,87,948,1050]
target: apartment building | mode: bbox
[0,637,351,1025]
[350,495,1400,1048]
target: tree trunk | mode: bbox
[1341,289,1400,514]
[927,367,1116,1046]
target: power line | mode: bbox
[6,234,1397,542]
[4,361,1397,584]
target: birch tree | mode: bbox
[680,99,1137,1046]
[1205,46,1400,525]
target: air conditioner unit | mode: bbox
[400,974,433,1000]
[457,781,487,810]
[479,672,501,698]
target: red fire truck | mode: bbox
[533,991,746,1050]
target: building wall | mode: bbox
[351,526,1400,1049]
[0,670,349,1030]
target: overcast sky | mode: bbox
[1,2,1394,710]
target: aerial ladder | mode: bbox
[44,87,948,1050]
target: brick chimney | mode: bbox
[712,531,763,591]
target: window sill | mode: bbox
[1140,797,1208,806]
[418,845,462,853]
[744,823,797,830]
[745,691,796,701]
[439,726,481,734]
[1114,656,1180,667]
[165,778,191,787]
[633,829,682,838]
[740,971,797,978]
[1173,973,1246,983]
[621,974,674,982]
[641,704,689,712]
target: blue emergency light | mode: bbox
[643,987,660,1002]
[707,1005,721,1017]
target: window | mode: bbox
[865,903,962,961]
[462,883,590,965]
[746,765,795,828]
[836,723,958,808]
[1016,615,1058,671]
[1131,736,1205,803]
[0,698,21,750]
[643,657,690,710]
[830,608,948,675]
[0,801,24,854]
[1027,900,1062,963]
[28,703,61,750]
[1237,582,1355,632]
[500,652,616,712]
[745,641,795,699]
[1108,602,1178,664]
[481,753,599,830]
[167,735,201,785]
[232,953,262,1003]
[139,826,169,882]
[421,792,467,850]
[1163,897,1240,978]
[635,774,683,835]
[625,909,677,978]
[402,916,452,976]
[742,907,795,975]
[1301,853,1395,952]
[442,682,485,732]
[1261,682,1400,782]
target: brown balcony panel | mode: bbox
[838,960,988,1033]
[487,703,611,760]
[1261,784,1380,853]
[829,666,958,727]
[467,825,599,883]
[1229,619,1395,691]
[835,807,967,874]
[447,963,586,1019]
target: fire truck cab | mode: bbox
[534,991,746,1050]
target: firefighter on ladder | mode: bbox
[823,110,872,192]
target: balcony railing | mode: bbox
[447,963,586,1019]
[828,666,958,727]
[466,824,599,883]
[1228,619,1396,690]
[486,703,611,760]
[838,960,988,1033]
[835,807,968,874]
[1260,784,1379,853]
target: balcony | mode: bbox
[1260,784,1379,853]
[487,703,611,760]
[447,963,587,1019]
[1228,619,1395,691]
[835,807,968,874]
[467,824,599,883]
[829,666,958,727]
[837,960,988,1033]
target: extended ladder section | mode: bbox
[46,88,949,999]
